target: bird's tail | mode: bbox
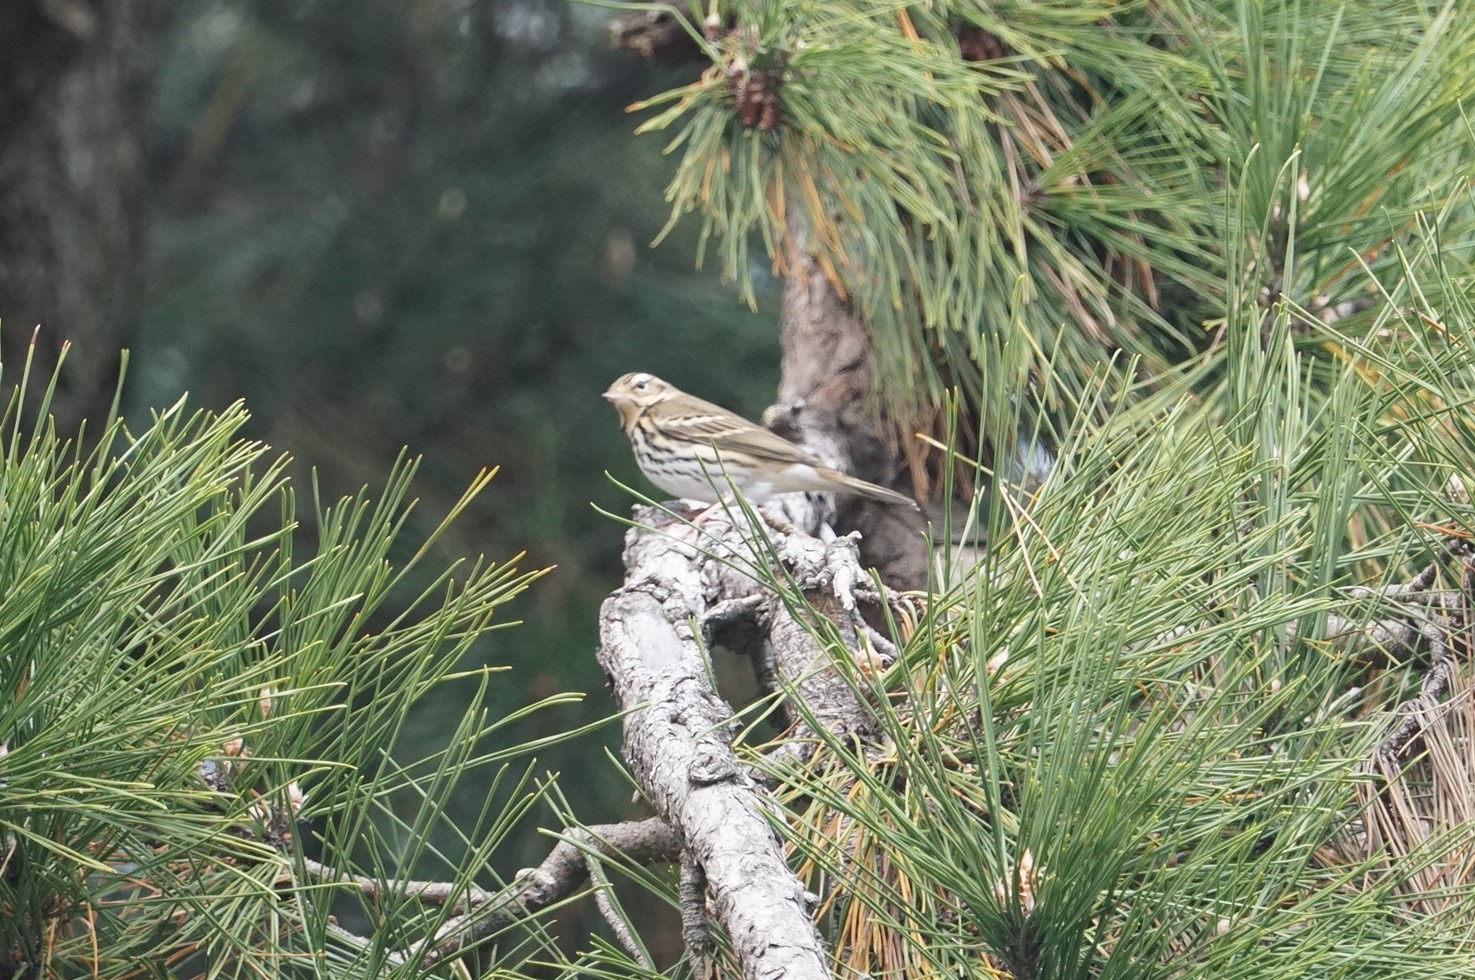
[830,471,920,510]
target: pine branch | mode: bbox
[596,498,917,978]
[297,817,681,968]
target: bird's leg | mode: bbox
[757,508,798,536]
[689,497,736,528]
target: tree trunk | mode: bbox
[0,0,156,427]
[772,247,929,589]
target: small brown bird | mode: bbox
[603,372,917,509]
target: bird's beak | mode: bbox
[601,390,617,402]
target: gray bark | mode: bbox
[301,817,683,968]
[0,0,156,427]
[597,506,905,979]
[774,248,930,589]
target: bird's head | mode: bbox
[603,372,675,426]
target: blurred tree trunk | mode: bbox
[774,250,929,589]
[0,0,156,427]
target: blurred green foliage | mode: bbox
[135,0,777,946]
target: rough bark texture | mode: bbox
[597,508,903,979]
[773,250,929,589]
[707,527,894,763]
[0,0,156,426]
[598,517,827,980]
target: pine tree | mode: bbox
[11,1,1475,976]
[584,1,1475,977]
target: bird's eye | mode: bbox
[634,380,648,390]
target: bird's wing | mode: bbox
[662,397,819,466]
[716,423,819,466]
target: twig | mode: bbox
[1372,619,1458,764]
[300,859,493,913]
[1362,547,1475,767]
[586,848,651,969]
[296,817,680,970]
[680,853,710,967]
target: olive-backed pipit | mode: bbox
[604,372,917,509]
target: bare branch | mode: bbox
[592,492,914,974]
[729,533,888,768]
[680,854,711,968]
[587,849,651,969]
[300,858,494,912]
[597,501,911,978]
[599,515,833,979]
[297,817,680,969]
